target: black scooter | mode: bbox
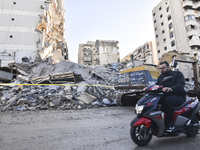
[130,77,200,146]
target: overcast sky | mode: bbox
[64,0,161,63]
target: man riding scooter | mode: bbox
[157,61,186,132]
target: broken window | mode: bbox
[166,6,170,12]
[163,38,166,43]
[169,31,174,38]
[171,40,175,47]
[168,14,171,21]
[169,22,173,29]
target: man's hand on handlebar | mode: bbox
[162,87,172,92]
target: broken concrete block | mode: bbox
[27,107,36,111]
[77,82,87,94]
[51,99,61,106]
[102,98,110,105]
[49,102,55,107]
[76,93,96,104]
[64,86,71,93]
[16,105,28,111]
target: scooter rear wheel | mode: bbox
[130,124,152,146]
[185,115,199,137]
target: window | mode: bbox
[166,6,170,12]
[153,13,155,16]
[168,14,171,21]
[161,22,164,26]
[13,2,16,5]
[156,34,158,38]
[11,18,14,21]
[163,38,166,43]
[154,20,156,23]
[160,14,163,18]
[164,47,167,50]
[158,50,160,53]
[169,22,173,29]
[10,35,13,38]
[171,40,175,47]
[159,7,162,11]
[155,27,157,31]
[170,31,174,38]
[184,15,195,22]
[186,25,197,31]
[162,30,165,34]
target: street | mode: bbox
[1,107,200,150]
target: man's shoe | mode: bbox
[165,125,175,132]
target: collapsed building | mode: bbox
[0,61,122,111]
[0,0,68,67]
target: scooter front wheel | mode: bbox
[130,121,152,146]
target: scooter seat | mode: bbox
[174,97,196,111]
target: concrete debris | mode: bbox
[76,93,96,104]
[0,60,197,111]
[0,61,123,111]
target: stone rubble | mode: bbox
[0,60,197,111]
[0,61,122,111]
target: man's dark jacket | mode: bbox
[156,70,186,97]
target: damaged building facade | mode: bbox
[121,41,158,65]
[0,0,68,67]
[78,40,120,65]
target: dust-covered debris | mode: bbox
[0,60,198,111]
[0,61,122,111]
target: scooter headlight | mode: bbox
[135,104,145,115]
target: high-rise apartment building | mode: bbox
[121,41,158,65]
[0,0,68,67]
[152,0,200,78]
[78,40,120,65]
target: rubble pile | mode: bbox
[0,61,120,111]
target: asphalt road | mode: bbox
[0,107,200,150]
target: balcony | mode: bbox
[185,19,198,26]
[184,9,195,17]
[189,39,200,47]
[187,29,199,37]
[182,0,194,9]
[196,2,200,10]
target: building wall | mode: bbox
[96,40,119,65]
[152,0,200,79]
[78,40,119,65]
[78,41,95,65]
[0,0,68,67]
[121,41,157,65]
